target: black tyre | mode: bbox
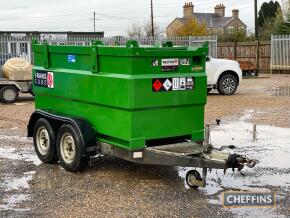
[33,118,58,164]
[0,86,19,103]
[217,74,238,95]
[186,170,202,189]
[56,124,89,172]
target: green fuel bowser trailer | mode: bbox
[28,40,256,188]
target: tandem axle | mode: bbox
[28,110,256,189]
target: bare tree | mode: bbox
[143,20,164,38]
[127,22,144,38]
[127,20,164,38]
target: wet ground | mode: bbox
[1,74,290,217]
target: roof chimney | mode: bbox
[183,2,194,18]
[214,4,225,17]
[232,9,239,19]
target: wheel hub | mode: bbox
[36,127,50,155]
[222,78,235,94]
[3,89,16,101]
[60,133,76,164]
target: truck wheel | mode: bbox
[217,74,238,95]
[186,170,202,189]
[0,86,19,103]
[33,118,58,164]
[56,124,89,172]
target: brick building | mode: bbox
[166,2,247,37]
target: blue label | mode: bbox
[67,55,76,63]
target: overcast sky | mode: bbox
[0,0,283,36]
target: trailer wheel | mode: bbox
[186,170,202,189]
[56,124,89,172]
[33,118,58,164]
[0,86,19,103]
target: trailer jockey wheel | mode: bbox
[33,118,58,164]
[186,170,202,189]
[56,124,89,172]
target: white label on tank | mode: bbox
[172,78,180,90]
[179,77,186,90]
[186,77,194,90]
[161,58,179,66]
[163,79,172,91]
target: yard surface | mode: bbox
[0,74,290,217]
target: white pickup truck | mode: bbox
[206,56,242,95]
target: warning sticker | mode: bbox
[180,58,190,66]
[67,55,76,63]
[179,78,186,90]
[163,79,172,91]
[152,59,159,66]
[161,58,178,72]
[152,77,194,92]
[152,79,163,92]
[47,72,54,88]
[34,71,54,89]
[172,78,180,90]
[186,77,194,90]
[161,58,179,66]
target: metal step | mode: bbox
[146,142,203,156]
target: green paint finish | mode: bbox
[33,41,208,151]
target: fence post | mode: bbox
[234,41,237,60]
[256,40,260,76]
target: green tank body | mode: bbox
[32,40,208,151]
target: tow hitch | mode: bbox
[185,124,257,189]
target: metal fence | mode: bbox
[271,35,290,70]
[0,36,33,66]
[0,35,217,68]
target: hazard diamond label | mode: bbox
[152,79,162,91]
[152,77,194,92]
[163,79,172,91]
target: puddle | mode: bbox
[3,171,35,191]
[272,86,290,97]
[0,135,31,143]
[0,171,34,212]
[0,194,30,211]
[178,111,290,217]
[0,147,41,165]
[0,145,38,212]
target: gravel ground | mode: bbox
[0,74,290,218]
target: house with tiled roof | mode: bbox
[166,2,247,36]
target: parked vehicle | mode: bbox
[206,56,242,95]
[0,57,33,103]
[28,40,256,189]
